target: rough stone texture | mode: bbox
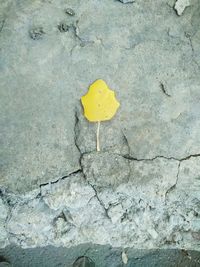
[81,152,130,189]
[0,199,9,248]
[0,0,200,256]
[1,158,199,250]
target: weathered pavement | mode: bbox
[0,0,200,258]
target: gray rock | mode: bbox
[174,0,191,16]
[65,8,75,16]
[117,0,135,3]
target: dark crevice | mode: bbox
[80,162,111,220]
[87,181,111,220]
[166,2,175,10]
[71,20,83,43]
[185,33,194,52]
[122,131,131,155]
[74,109,82,156]
[180,153,200,162]
[121,153,200,162]
[159,82,171,97]
[120,154,179,162]
[74,113,111,220]
[39,169,82,189]
[78,155,111,220]
[0,18,5,33]
[165,161,181,202]
[121,131,200,163]
[69,21,95,55]
[0,188,21,208]
[185,32,200,70]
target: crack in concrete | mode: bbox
[120,153,179,162]
[39,169,82,191]
[36,111,112,221]
[33,112,200,212]
[74,110,82,156]
[36,111,83,193]
[166,2,175,10]
[166,28,189,47]
[74,116,112,220]
[87,180,111,220]
[120,132,200,163]
[124,39,160,51]
[0,18,5,33]
[69,21,95,56]
[122,131,131,156]
[185,32,200,70]
[165,161,181,203]
[78,155,111,220]
[121,152,200,163]
[159,82,171,97]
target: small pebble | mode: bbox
[122,251,128,265]
[118,0,135,3]
[174,0,190,16]
[65,8,75,16]
[58,22,69,32]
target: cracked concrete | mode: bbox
[1,148,200,250]
[0,0,200,259]
[1,112,200,250]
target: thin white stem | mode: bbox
[96,121,100,152]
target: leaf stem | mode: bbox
[96,121,100,152]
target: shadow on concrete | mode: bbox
[0,244,200,267]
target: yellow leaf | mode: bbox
[81,79,120,122]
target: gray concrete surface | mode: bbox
[0,245,200,267]
[0,0,200,255]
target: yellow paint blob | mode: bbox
[81,79,120,122]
